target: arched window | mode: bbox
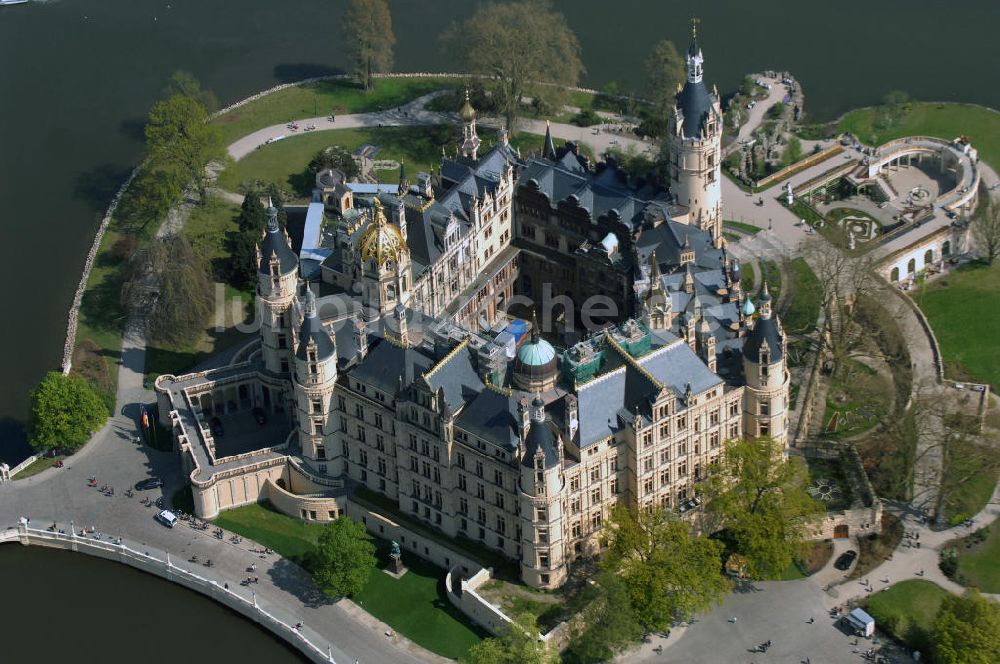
[907,258,916,274]
[943,241,952,256]
[924,249,934,266]
[890,267,900,282]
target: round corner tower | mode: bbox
[257,205,299,375]
[293,285,339,470]
[517,396,567,589]
[667,24,723,247]
[741,284,790,446]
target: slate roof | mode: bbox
[295,290,336,361]
[258,213,298,275]
[744,314,784,364]
[522,419,559,468]
[636,219,725,269]
[456,389,521,450]
[676,78,716,139]
[424,345,485,412]
[350,339,435,396]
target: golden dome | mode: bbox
[359,198,406,263]
[458,89,476,122]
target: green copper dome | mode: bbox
[517,338,557,366]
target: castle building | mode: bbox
[154,35,789,590]
[322,94,518,330]
[666,25,724,246]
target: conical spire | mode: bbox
[649,250,662,281]
[302,283,317,318]
[543,120,557,160]
[398,161,409,197]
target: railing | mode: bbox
[6,523,343,663]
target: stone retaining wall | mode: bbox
[445,567,512,636]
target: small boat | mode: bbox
[0,0,30,6]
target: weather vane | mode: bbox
[691,16,700,40]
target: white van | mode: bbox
[155,510,178,528]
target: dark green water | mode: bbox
[0,544,306,663]
[1,0,998,461]
[0,0,998,655]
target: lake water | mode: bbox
[1,0,997,653]
[0,544,306,663]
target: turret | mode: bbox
[542,120,557,161]
[518,395,566,589]
[257,205,299,374]
[742,282,789,444]
[458,90,481,160]
[293,284,339,469]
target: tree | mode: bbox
[145,94,222,196]
[563,569,644,663]
[971,192,1000,265]
[147,235,215,346]
[118,159,187,234]
[27,372,109,452]
[800,236,877,378]
[443,0,583,131]
[463,612,559,664]
[308,517,376,598]
[343,0,395,91]
[237,188,267,233]
[701,437,824,580]
[644,40,685,112]
[603,505,730,631]
[163,70,219,113]
[309,145,360,181]
[781,136,803,167]
[932,590,1000,664]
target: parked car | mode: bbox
[834,550,858,571]
[135,477,164,491]
[155,510,178,528]
[209,417,224,437]
[251,407,267,426]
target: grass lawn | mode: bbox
[865,579,947,653]
[777,541,834,580]
[218,125,562,200]
[355,550,485,660]
[839,102,1000,170]
[917,261,1000,390]
[213,77,459,146]
[805,457,854,512]
[761,259,781,302]
[942,435,999,527]
[851,514,903,580]
[781,257,822,334]
[724,219,762,234]
[822,361,890,439]
[956,524,1000,593]
[218,125,455,196]
[12,453,67,480]
[214,502,484,659]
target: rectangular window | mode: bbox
[311,399,323,414]
[759,401,770,416]
[591,487,602,503]
[569,474,580,492]
[458,474,467,491]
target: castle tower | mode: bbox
[458,90,481,160]
[257,204,299,374]
[517,396,567,589]
[292,285,339,470]
[357,197,412,316]
[741,283,790,445]
[668,21,723,247]
[644,251,673,330]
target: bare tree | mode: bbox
[343,0,395,92]
[971,192,1000,265]
[799,237,877,378]
[442,0,583,131]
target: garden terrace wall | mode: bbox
[756,144,844,189]
[343,500,485,580]
[445,567,511,636]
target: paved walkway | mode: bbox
[226,92,651,164]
